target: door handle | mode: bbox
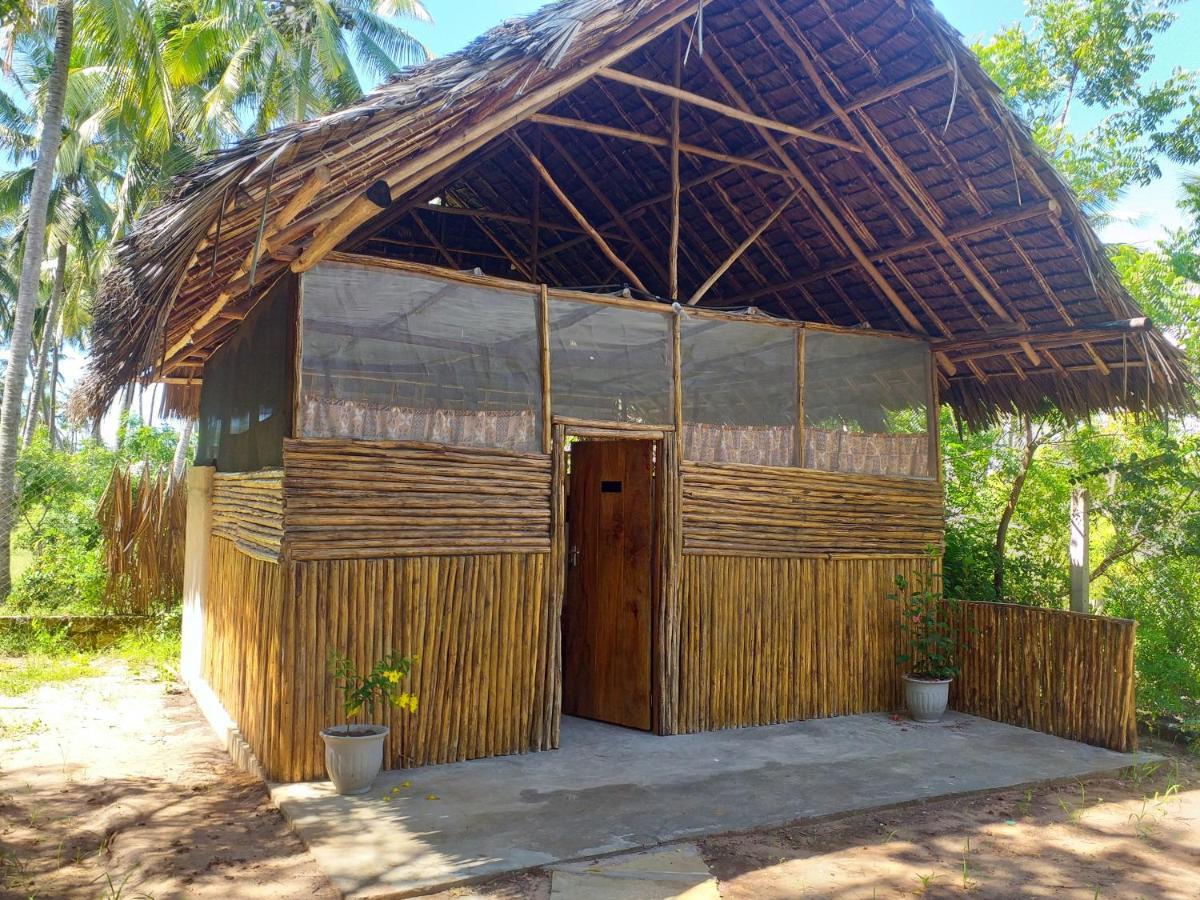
[569,546,579,568]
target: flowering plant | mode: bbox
[888,561,964,681]
[327,649,418,735]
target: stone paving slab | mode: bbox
[270,712,1145,898]
[549,845,719,898]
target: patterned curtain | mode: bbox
[301,396,538,454]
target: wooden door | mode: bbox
[562,440,654,730]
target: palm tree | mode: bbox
[0,0,72,598]
[163,0,432,135]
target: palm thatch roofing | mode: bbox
[77,0,1194,427]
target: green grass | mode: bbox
[0,653,98,696]
[0,609,181,695]
[110,624,181,682]
[9,546,33,581]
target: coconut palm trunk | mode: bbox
[170,419,195,483]
[22,242,68,448]
[0,0,74,598]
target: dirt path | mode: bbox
[0,659,333,899]
[2,660,1197,899]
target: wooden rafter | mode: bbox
[689,187,802,305]
[695,36,955,373]
[510,133,648,293]
[596,67,863,154]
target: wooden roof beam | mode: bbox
[729,199,1057,302]
[510,133,648,293]
[755,0,1019,323]
[689,187,802,305]
[694,38,957,373]
[595,66,863,154]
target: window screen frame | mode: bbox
[291,255,938,481]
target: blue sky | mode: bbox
[396,0,1200,247]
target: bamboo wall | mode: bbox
[280,553,554,780]
[681,461,944,557]
[671,461,943,732]
[673,553,935,732]
[282,438,552,559]
[211,470,284,560]
[201,536,286,772]
[951,601,1138,752]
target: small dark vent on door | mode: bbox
[601,480,623,493]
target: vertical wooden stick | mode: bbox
[669,29,682,301]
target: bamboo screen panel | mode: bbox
[282,439,551,560]
[674,554,934,732]
[950,601,1137,751]
[803,331,932,478]
[300,262,542,453]
[548,298,672,425]
[680,317,797,466]
[681,461,944,557]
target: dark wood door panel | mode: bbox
[562,440,653,730]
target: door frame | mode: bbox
[550,420,680,737]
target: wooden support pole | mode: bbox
[538,284,552,455]
[596,66,863,153]
[669,29,682,301]
[1070,486,1090,614]
[511,133,648,293]
[688,187,801,305]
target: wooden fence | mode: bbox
[98,466,186,614]
[950,601,1138,752]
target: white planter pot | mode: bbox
[903,675,952,723]
[320,725,390,795]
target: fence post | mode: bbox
[181,465,214,683]
[1070,486,1090,614]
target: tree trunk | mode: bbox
[0,0,74,599]
[993,415,1037,601]
[22,242,68,448]
[46,336,61,447]
[170,419,195,483]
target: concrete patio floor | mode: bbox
[270,712,1143,898]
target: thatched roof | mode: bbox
[77,0,1194,426]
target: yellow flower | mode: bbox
[425,793,439,801]
[346,702,362,717]
[401,780,412,788]
[383,670,402,684]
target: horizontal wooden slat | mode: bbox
[212,469,283,560]
[681,461,944,556]
[283,439,552,558]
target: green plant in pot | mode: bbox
[890,562,964,723]
[322,650,418,795]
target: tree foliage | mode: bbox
[950,0,1200,725]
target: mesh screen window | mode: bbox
[300,262,542,453]
[802,330,932,478]
[680,317,797,466]
[193,274,293,472]
[548,298,672,425]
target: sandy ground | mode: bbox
[2,660,1197,899]
[0,659,333,899]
